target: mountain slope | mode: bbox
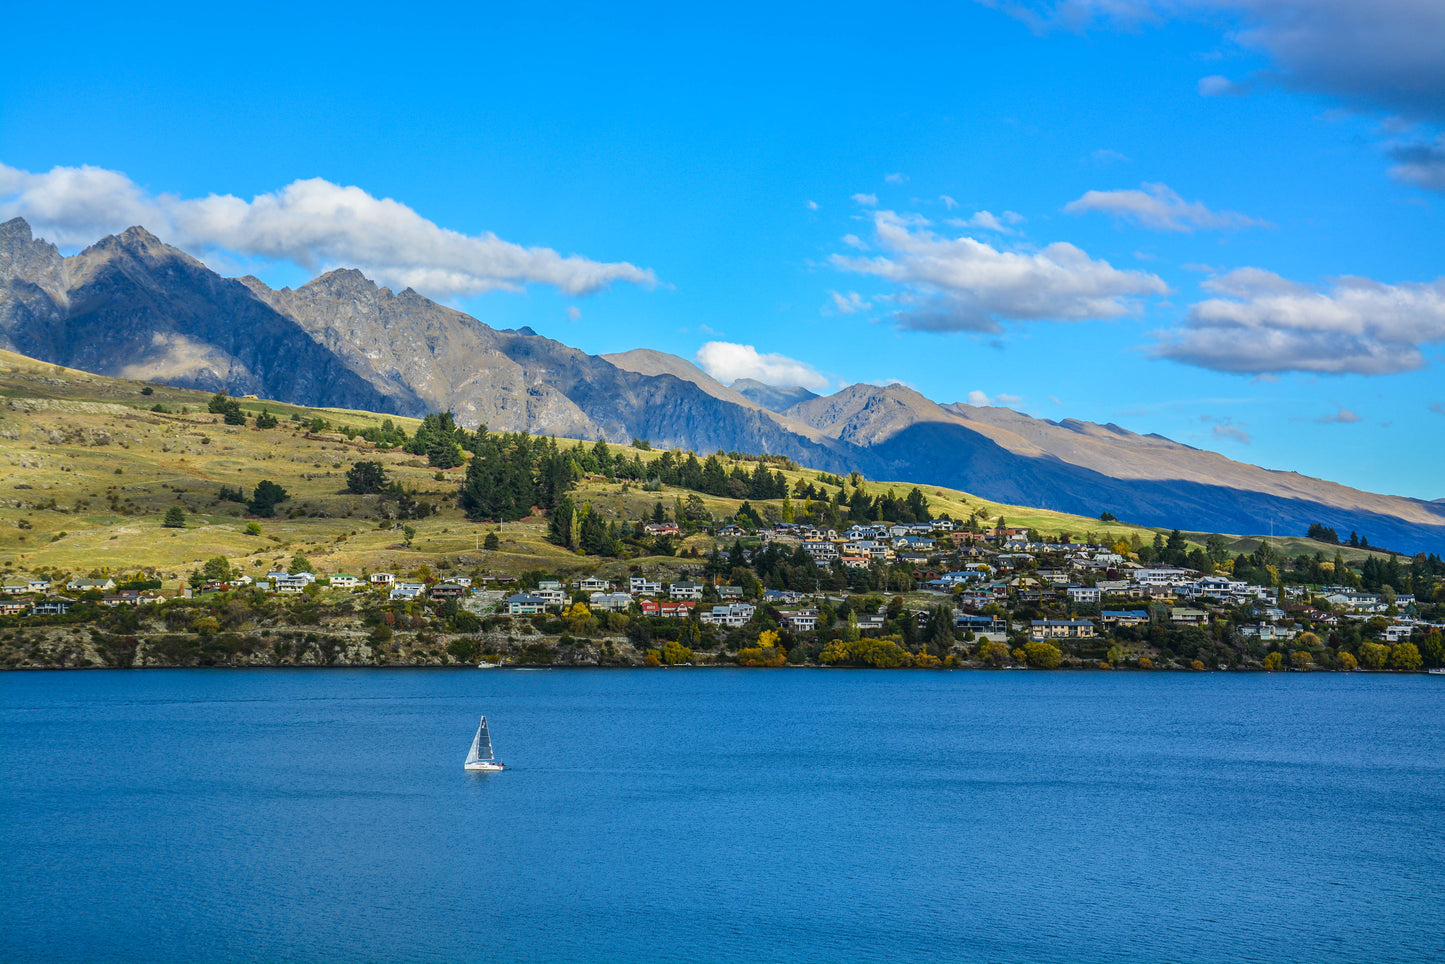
[4,217,1442,553]
[784,382,1445,550]
[0,218,406,413]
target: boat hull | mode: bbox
[465,761,505,772]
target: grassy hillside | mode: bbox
[0,349,1387,585]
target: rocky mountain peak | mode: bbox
[0,217,65,295]
[1,217,35,243]
[302,267,377,293]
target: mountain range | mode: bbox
[4,216,1443,554]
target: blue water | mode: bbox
[2,670,1442,964]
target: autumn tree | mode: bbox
[1389,643,1422,671]
[1358,642,1389,669]
[1023,641,1063,669]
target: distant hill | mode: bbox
[729,378,819,413]
[5,216,1444,554]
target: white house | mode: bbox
[66,578,114,592]
[370,573,395,587]
[1030,619,1096,640]
[330,574,362,589]
[630,577,662,596]
[779,609,819,632]
[700,603,755,628]
[271,574,312,594]
[589,591,633,612]
[577,577,611,594]
[533,587,567,607]
[1066,586,1102,604]
[669,581,704,601]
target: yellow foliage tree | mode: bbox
[644,650,662,667]
[1191,659,1205,671]
[1389,642,1422,671]
[976,639,1011,666]
[1291,651,1312,670]
[662,641,693,665]
[1023,641,1063,669]
[1338,651,1357,671]
[1358,642,1389,669]
[737,629,784,667]
[1263,652,1283,671]
[1138,656,1155,670]
[563,601,596,636]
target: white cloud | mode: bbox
[1153,267,1445,374]
[979,1,1445,120]
[1197,74,1245,97]
[1315,405,1363,424]
[940,195,959,210]
[695,341,830,391]
[828,290,872,314]
[831,209,1168,332]
[0,162,657,299]
[567,306,582,321]
[805,199,820,211]
[1089,148,1130,165]
[842,233,868,249]
[997,393,1025,404]
[947,210,1023,234]
[1386,132,1445,191]
[1063,182,1270,231]
[967,390,991,405]
[1199,413,1252,444]
[1212,422,1252,444]
[851,193,879,207]
[884,172,909,184]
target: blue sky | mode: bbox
[3,0,1442,499]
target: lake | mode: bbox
[2,669,1442,963]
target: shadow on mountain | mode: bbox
[868,422,1445,555]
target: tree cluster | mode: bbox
[459,429,576,522]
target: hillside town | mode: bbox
[3,515,1441,672]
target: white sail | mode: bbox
[465,716,494,766]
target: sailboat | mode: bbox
[464,716,505,772]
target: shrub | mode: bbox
[162,506,186,528]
